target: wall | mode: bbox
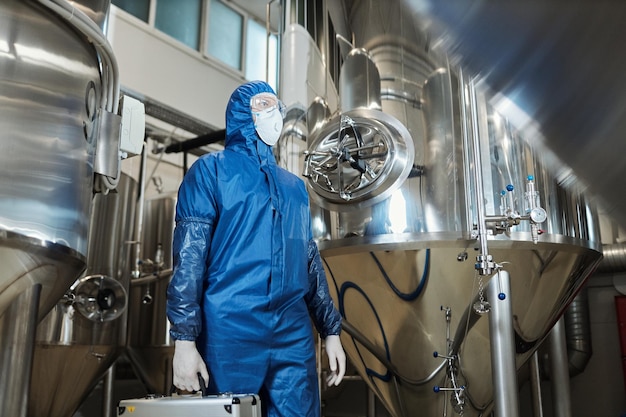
[107,6,244,130]
[107,6,248,198]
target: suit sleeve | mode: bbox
[166,159,216,341]
[305,239,342,338]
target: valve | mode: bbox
[475,253,496,276]
[496,184,521,229]
[432,307,466,414]
[432,350,466,414]
[484,175,548,243]
[524,175,547,244]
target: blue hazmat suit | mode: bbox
[166,81,342,417]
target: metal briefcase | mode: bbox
[117,393,262,417]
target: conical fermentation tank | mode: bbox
[0,0,96,322]
[28,173,137,417]
[277,1,602,415]
[0,1,118,416]
[126,193,177,395]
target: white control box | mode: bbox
[119,95,145,157]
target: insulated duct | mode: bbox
[563,288,592,377]
[539,285,590,382]
[597,244,626,273]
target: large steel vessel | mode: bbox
[125,193,177,395]
[277,1,602,415]
[29,174,137,417]
[0,1,120,416]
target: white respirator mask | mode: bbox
[251,93,285,146]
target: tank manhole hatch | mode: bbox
[304,108,414,210]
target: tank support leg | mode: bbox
[0,284,41,417]
[548,318,572,417]
[529,351,545,417]
[487,270,520,417]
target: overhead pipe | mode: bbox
[164,130,226,154]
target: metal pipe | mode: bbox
[529,351,545,417]
[548,318,573,417]
[341,320,446,386]
[468,79,489,259]
[102,364,115,417]
[129,268,173,286]
[0,284,42,417]
[458,69,475,235]
[37,0,121,192]
[36,0,119,113]
[131,144,148,279]
[266,0,278,85]
[487,270,520,417]
[367,388,376,417]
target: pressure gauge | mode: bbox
[529,207,547,224]
[303,108,414,211]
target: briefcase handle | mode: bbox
[170,372,208,397]
[197,373,208,397]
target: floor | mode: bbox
[73,357,390,417]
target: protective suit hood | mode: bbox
[225,80,277,159]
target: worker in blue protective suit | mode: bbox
[166,80,346,417]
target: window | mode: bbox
[245,19,278,91]
[113,0,280,87]
[155,0,202,50]
[112,0,150,22]
[290,0,305,26]
[327,17,342,84]
[206,0,243,70]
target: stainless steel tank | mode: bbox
[278,1,602,415]
[413,2,626,227]
[28,173,137,417]
[126,193,176,395]
[0,1,113,416]
[0,0,97,318]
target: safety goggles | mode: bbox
[250,93,286,118]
